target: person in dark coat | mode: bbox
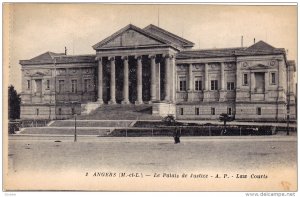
[173,127,181,144]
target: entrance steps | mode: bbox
[78,104,161,120]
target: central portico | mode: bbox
[93,24,193,105]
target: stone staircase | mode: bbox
[78,104,161,120]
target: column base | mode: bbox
[97,99,104,104]
[108,100,117,105]
[135,100,144,105]
[121,100,131,105]
[163,96,170,103]
[163,100,175,104]
[149,99,159,104]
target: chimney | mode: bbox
[65,46,67,55]
[241,36,243,47]
[254,38,256,44]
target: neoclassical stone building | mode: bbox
[20,24,296,121]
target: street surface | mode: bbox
[5,135,297,191]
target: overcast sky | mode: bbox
[7,4,297,92]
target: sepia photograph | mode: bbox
[3,3,297,192]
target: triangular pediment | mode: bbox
[93,24,170,50]
[144,24,194,48]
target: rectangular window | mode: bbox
[58,80,64,93]
[227,82,235,90]
[27,80,30,89]
[256,107,262,115]
[271,72,276,85]
[243,73,248,85]
[211,80,218,90]
[211,107,215,115]
[227,107,232,115]
[84,79,91,92]
[194,76,202,91]
[36,108,39,116]
[58,108,62,115]
[195,107,199,115]
[179,77,187,91]
[72,108,75,115]
[46,80,50,89]
[71,80,77,93]
[180,108,184,115]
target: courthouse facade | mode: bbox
[19,24,296,121]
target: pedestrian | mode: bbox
[173,127,181,144]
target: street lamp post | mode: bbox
[74,113,77,142]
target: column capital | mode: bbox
[163,54,174,59]
[134,55,143,60]
[148,54,156,59]
[95,56,102,61]
[108,56,115,61]
[121,56,128,61]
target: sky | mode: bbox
[6,4,297,92]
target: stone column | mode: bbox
[277,60,285,102]
[156,62,161,101]
[219,62,226,101]
[264,71,269,92]
[96,57,103,104]
[170,55,176,103]
[203,63,210,102]
[288,65,296,104]
[150,55,157,102]
[122,56,130,104]
[188,64,193,101]
[188,64,193,91]
[250,72,255,93]
[278,60,284,90]
[135,56,143,105]
[108,57,116,104]
[220,63,225,90]
[264,71,269,101]
[204,63,209,90]
[164,55,170,101]
[236,61,242,90]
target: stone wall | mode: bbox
[176,102,235,120]
[20,103,81,120]
[235,102,287,121]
